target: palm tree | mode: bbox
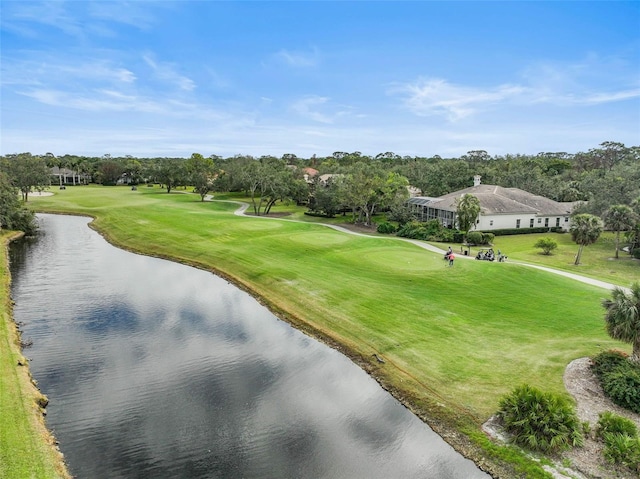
[604,204,636,259]
[602,283,640,363]
[570,213,602,265]
[455,193,481,244]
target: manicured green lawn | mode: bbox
[431,232,639,288]
[12,184,636,477]
[0,232,68,479]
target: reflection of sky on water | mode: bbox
[10,214,489,479]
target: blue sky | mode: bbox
[1,1,639,159]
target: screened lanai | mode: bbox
[407,197,456,228]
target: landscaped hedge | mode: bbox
[396,220,464,242]
[396,222,564,243]
[591,351,640,414]
[376,222,397,234]
[483,226,564,237]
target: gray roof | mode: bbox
[411,185,577,216]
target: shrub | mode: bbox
[437,229,455,242]
[498,384,584,453]
[534,237,558,255]
[396,220,460,242]
[482,232,495,244]
[602,432,640,471]
[601,370,640,414]
[632,248,640,259]
[592,350,629,377]
[376,222,397,234]
[467,231,483,245]
[396,221,429,240]
[592,351,640,414]
[597,411,638,438]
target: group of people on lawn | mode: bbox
[444,247,455,266]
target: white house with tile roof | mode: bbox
[407,175,580,232]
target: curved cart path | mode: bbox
[221,199,626,292]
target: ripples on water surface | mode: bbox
[10,214,489,479]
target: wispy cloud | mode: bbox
[580,89,640,104]
[291,96,332,123]
[392,56,640,121]
[520,56,640,106]
[87,1,160,30]
[1,56,136,87]
[391,78,527,121]
[289,95,359,124]
[1,1,160,39]
[275,48,319,68]
[143,54,195,91]
[8,1,85,37]
[19,88,162,113]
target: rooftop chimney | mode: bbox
[473,175,481,187]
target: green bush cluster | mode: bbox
[597,411,638,438]
[632,248,640,259]
[466,231,494,245]
[497,384,584,453]
[533,236,558,255]
[396,220,463,242]
[376,222,397,234]
[597,412,640,472]
[488,226,564,236]
[592,351,640,414]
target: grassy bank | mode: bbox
[22,185,635,477]
[0,231,69,479]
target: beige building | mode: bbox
[408,176,579,232]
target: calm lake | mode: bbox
[10,213,490,479]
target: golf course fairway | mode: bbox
[11,185,631,478]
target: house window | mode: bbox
[489,220,493,226]
[529,218,534,228]
[537,218,541,224]
[516,219,521,229]
[556,218,560,227]
[565,217,569,222]
[544,218,549,227]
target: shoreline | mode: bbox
[1,232,71,479]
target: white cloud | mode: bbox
[520,56,640,106]
[291,96,333,123]
[8,1,85,37]
[391,78,527,121]
[19,88,161,113]
[1,56,136,87]
[142,54,196,91]
[87,1,159,30]
[275,48,319,67]
[392,62,640,121]
[580,89,640,104]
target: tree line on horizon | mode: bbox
[1,141,639,249]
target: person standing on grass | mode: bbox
[448,252,455,267]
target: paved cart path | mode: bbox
[221,199,626,293]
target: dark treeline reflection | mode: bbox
[10,214,489,479]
